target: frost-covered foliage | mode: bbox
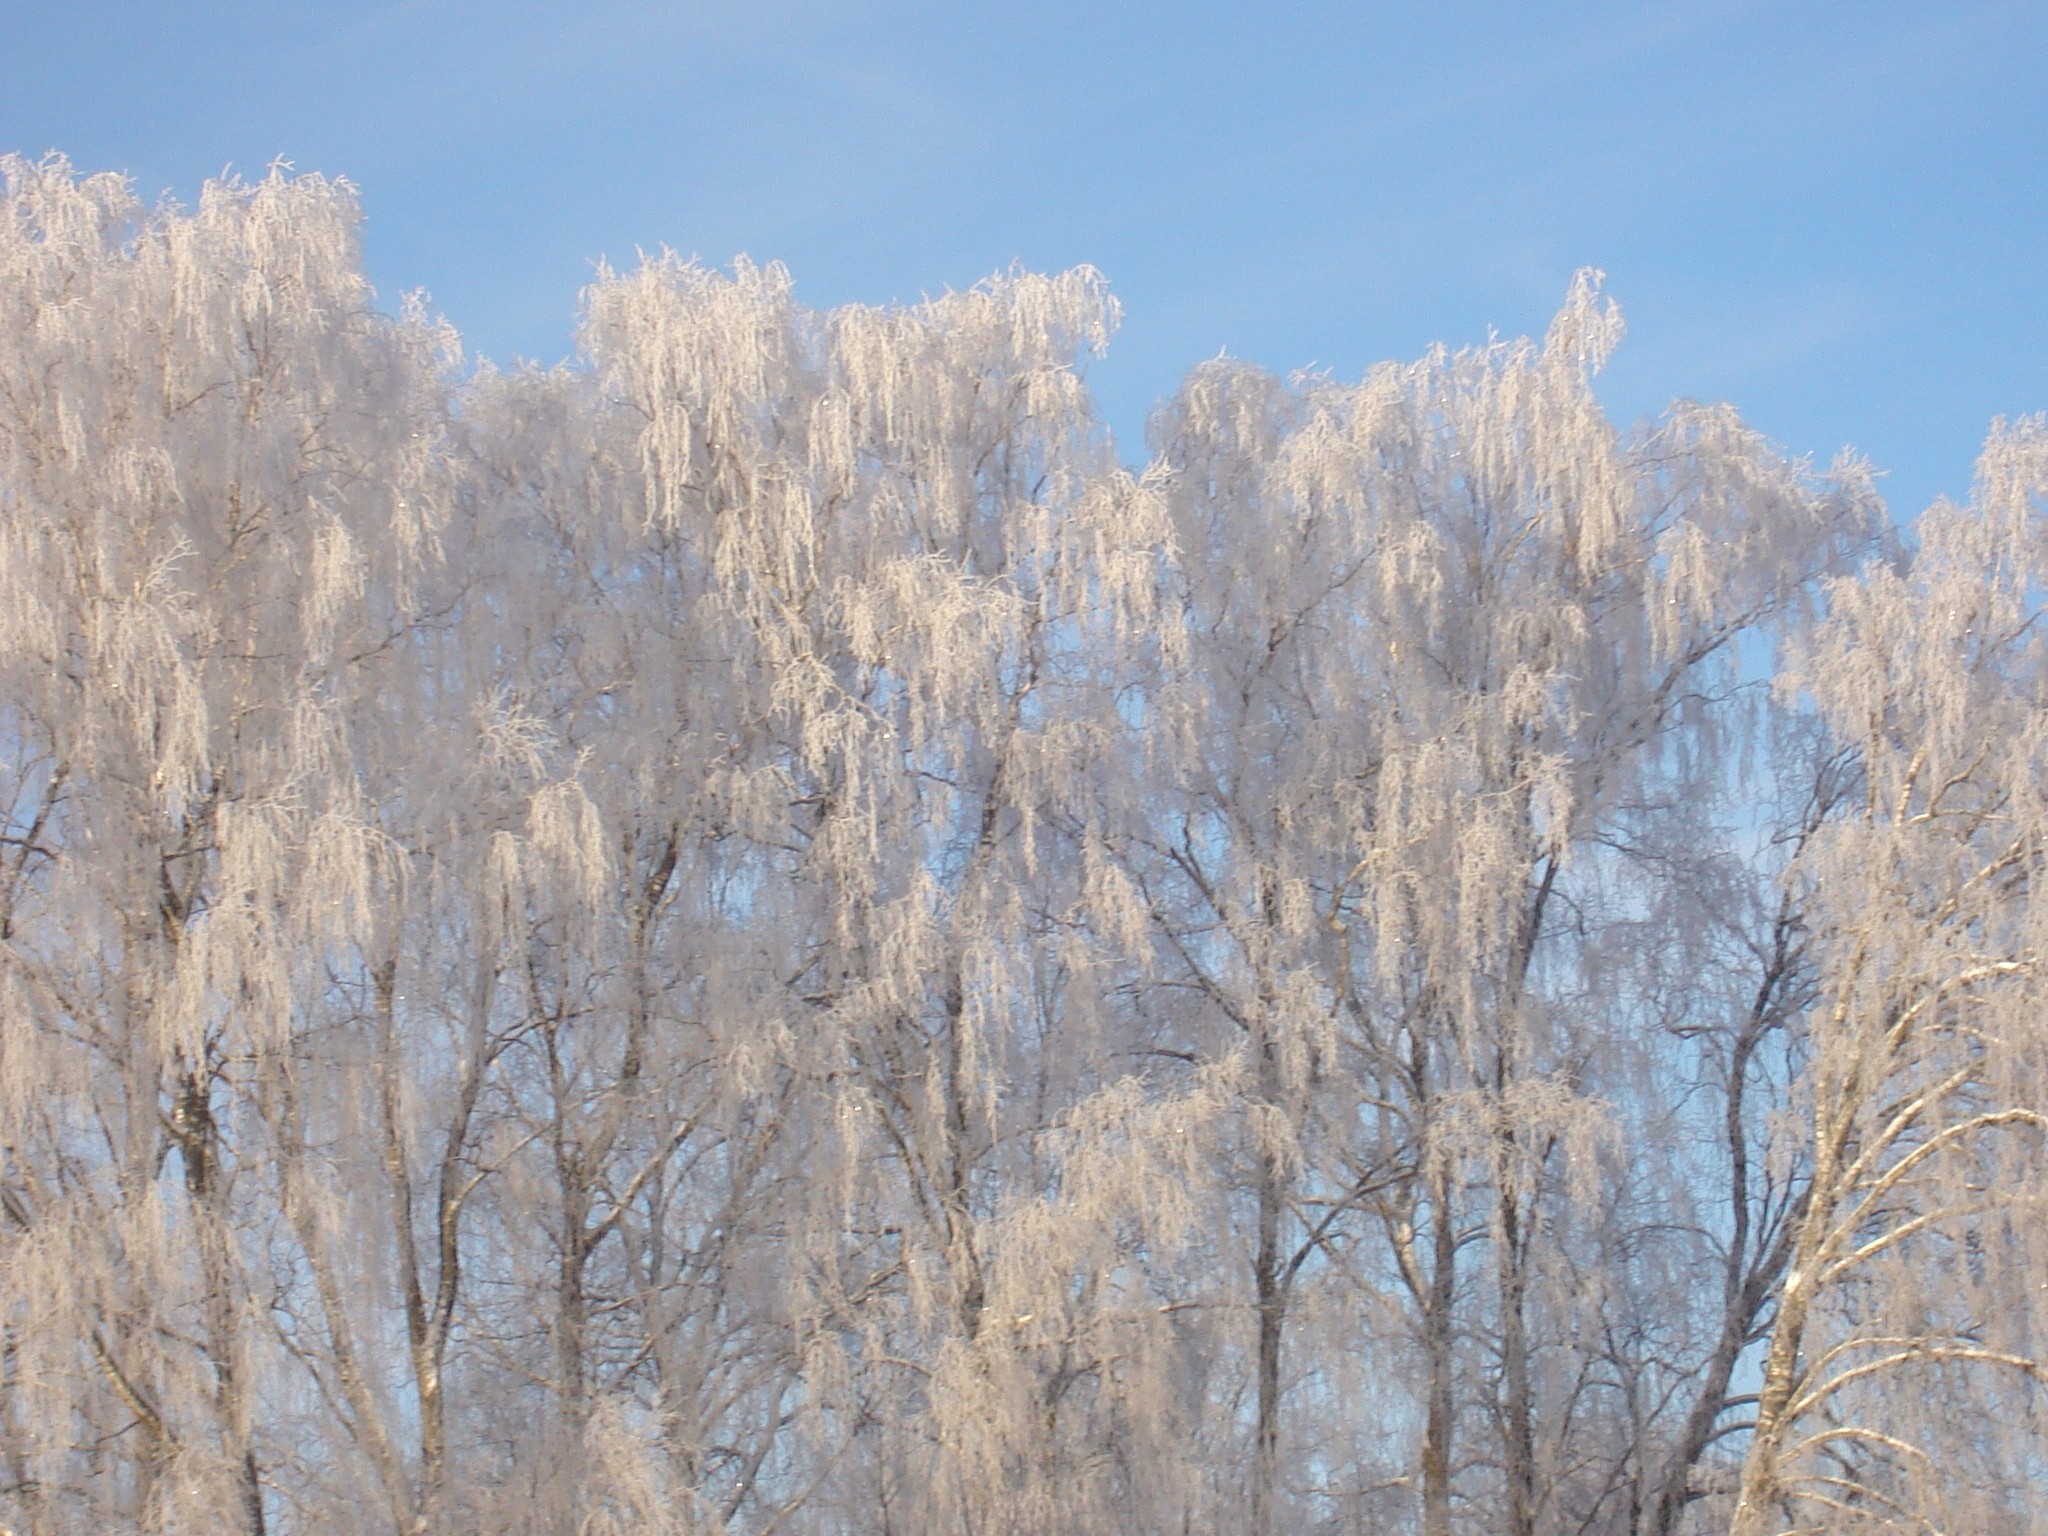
[0,154,2043,1536]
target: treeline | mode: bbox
[1,154,2045,1536]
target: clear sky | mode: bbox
[7,1,2044,517]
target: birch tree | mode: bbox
[581,252,1203,1534]
[449,356,804,1535]
[1139,273,1876,1536]
[0,153,452,1534]
[1730,419,2048,1536]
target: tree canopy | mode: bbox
[2,154,2045,1536]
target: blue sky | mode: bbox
[7,0,2044,516]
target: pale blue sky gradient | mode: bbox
[7,1,2044,515]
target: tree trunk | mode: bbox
[1421,1155,1458,1536]
[1251,1143,1285,1536]
[174,1054,265,1536]
[1496,1173,1534,1536]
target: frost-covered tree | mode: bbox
[1136,276,1876,1536]
[579,253,1203,1535]
[0,153,453,1535]
[1729,420,2048,1536]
